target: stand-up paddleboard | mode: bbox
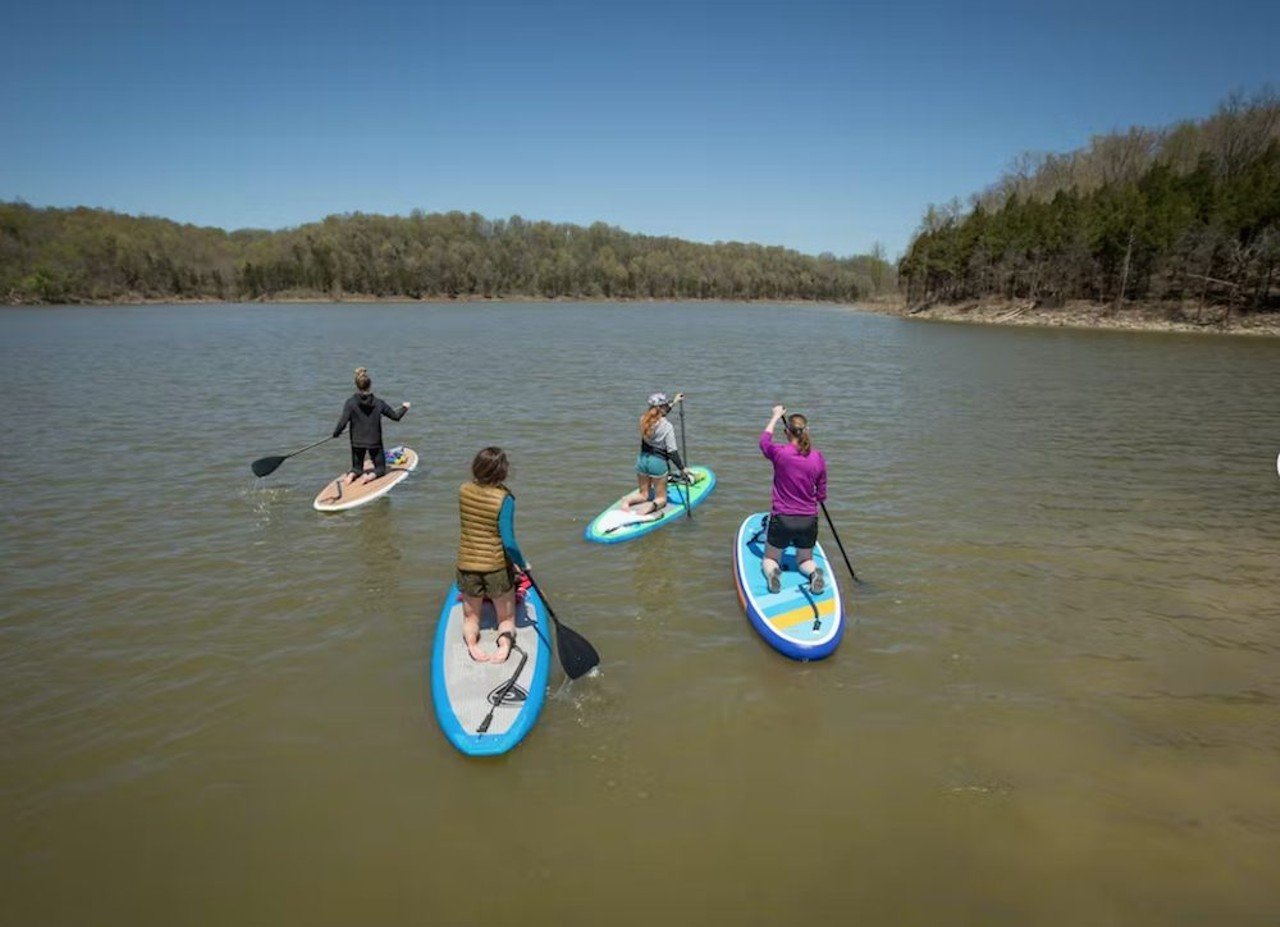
[733,512,844,660]
[584,466,716,544]
[431,579,552,757]
[313,445,417,512]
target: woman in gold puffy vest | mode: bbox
[456,447,529,664]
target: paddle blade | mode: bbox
[251,455,286,477]
[554,620,600,680]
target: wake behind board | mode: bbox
[431,581,552,757]
[584,466,717,544]
[733,512,845,660]
[313,445,418,512]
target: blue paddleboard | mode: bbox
[732,512,845,660]
[584,466,717,544]
[431,582,552,756]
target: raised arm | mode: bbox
[759,404,787,457]
[381,399,410,421]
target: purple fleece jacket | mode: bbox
[759,431,827,516]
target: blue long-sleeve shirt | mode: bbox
[498,495,526,567]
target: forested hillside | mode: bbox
[0,205,894,304]
[899,91,1280,312]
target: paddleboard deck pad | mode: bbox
[733,512,844,660]
[584,466,717,544]
[431,579,552,756]
[313,445,417,511]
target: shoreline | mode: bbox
[3,293,868,309]
[858,296,1280,337]
[5,292,1277,336]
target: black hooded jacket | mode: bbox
[333,392,407,448]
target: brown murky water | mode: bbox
[2,302,1278,926]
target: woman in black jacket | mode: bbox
[332,367,410,486]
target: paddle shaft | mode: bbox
[289,435,336,457]
[521,568,600,679]
[522,570,568,638]
[251,435,336,477]
[820,501,862,585]
[676,399,692,520]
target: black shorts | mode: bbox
[767,513,819,550]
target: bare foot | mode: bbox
[463,622,488,662]
[361,472,377,484]
[341,473,356,486]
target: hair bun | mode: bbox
[354,366,368,377]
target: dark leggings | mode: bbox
[351,445,387,477]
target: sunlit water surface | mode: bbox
[2,302,1278,926]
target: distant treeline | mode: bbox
[900,90,1280,311]
[0,204,895,304]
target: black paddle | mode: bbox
[521,568,600,680]
[820,501,863,585]
[251,435,335,478]
[675,395,692,520]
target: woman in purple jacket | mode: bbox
[759,404,828,594]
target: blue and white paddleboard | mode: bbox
[431,582,552,756]
[732,512,845,661]
[584,466,717,544]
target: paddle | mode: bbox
[820,501,863,585]
[675,394,692,520]
[251,435,336,478]
[521,568,600,680]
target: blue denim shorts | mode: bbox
[635,451,669,477]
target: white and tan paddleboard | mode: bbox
[313,445,418,512]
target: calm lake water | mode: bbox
[2,301,1278,926]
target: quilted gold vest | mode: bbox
[456,481,510,571]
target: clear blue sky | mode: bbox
[3,0,1277,258]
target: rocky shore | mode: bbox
[863,297,1280,337]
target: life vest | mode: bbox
[639,436,672,460]
[456,481,510,572]
[639,420,672,460]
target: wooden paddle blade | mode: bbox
[554,621,600,680]
[251,455,286,477]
